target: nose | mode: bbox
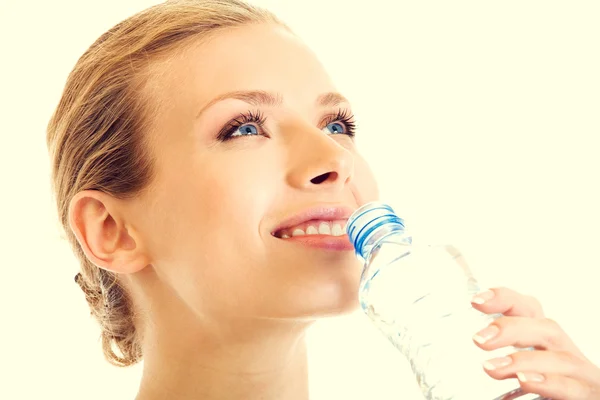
[285,122,354,191]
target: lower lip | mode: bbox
[277,234,355,251]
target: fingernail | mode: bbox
[483,356,512,370]
[473,324,500,344]
[517,372,545,383]
[471,289,495,305]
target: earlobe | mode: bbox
[68,190,150,274]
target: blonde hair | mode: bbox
[46,0,284,367]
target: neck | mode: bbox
[135,316,311,400]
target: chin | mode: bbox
[309,264,363,317]
[318,298,361,319]
[262,253,364,320]
[294,285,362,320]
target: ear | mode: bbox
[68,190,150,274]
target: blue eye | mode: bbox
[231,124,259,137]
[323,122,346,135]
[217,111,268,142]
[321,109,356,138]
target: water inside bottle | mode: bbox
[359,242,542,400]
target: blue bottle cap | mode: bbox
[347,201,406,259]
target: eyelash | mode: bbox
[216,111,267,142]
[326,109,356,137]
[216,109,357,142]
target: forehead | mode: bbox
[147,24,336,117]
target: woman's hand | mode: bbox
[471,287,600,399]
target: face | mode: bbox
[128,24,379,324]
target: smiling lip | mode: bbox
[271,205,356,251]
[272,205,355,234]
[281,234,355,250]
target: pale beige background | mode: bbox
[1,1,599,399]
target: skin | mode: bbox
[471,287,600,399]
[68,24,600,399]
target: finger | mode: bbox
[482,350,598,385]
[471,287,545,318]
[473,316,584,355]
[517,372,596,400]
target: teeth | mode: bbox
[318,222,331,235]
[277,220,347,238]
[306,225,318,235]
[331,223,343,236]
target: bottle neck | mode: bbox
[358,221,412,260]
[346,201,410,260]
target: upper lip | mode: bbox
[271,205,356,235]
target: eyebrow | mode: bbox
[195,90,350,118]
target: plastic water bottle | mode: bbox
[347,201,545,400]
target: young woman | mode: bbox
[46,1,600,398]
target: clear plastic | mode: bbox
[348,202,546,400]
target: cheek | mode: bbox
[198,156,276,228]
[142,152,277,260]
[144,157,279,311]
[179,154,281,273]
[352,154,380,205]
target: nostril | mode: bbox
[310,172,336,185]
